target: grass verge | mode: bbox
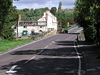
[0,39,33,52]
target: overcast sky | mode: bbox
[13,0,76,9]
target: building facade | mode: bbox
[15,11,58,37]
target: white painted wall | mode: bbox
[15,11,58,37]
[39,11,58,31]
[15,26,48,37]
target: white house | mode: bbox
[15,11,58,37]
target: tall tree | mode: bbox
[58,1,62,11]
[2,6,18,40]
[0,0,12,38]
[92,0,100,45]
[50,7,57,16]
[0,0,17,40]
[74,0,100,43]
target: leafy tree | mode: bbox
[50,7,57,16]
[0,0,11,35]
[74,0,100,42]
[91,0,100,45]
[56,9,74,30]
[17,8,49,20]
[58,1,62,11]
[2,6,18,40]
[22,8,29,12]
[0,0,18,40]
[0,0,15,40]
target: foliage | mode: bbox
[0,0,17,40]
[84,25,97,42]
[56,9,74,28]
[17,8,49,20]
[2,6,18,40]
[50,7,57,16]
[0,39,32,52]
[58,1,62,11]
[0,0,12,37]
[74,0,100,42]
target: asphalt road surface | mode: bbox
[0,34,81,75]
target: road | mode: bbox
[68,27,83,33]
[0,34,81,75]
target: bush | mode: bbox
[84,25,96,42]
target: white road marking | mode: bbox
[24,41,55,64]
[5,40,56,74]
[74,41,81,75]
[44,45,49,48]
[0,34,57,56]
[6,65,17,75]
[24,56,36,64]
[78,44,96,47]
[5,34,81,75]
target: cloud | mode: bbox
[13,0,76,9]
[14,0,48,5]
[62,0,76,5]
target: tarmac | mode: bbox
[78,41,100,75]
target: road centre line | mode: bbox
[24,41,55,64]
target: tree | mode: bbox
[2,6,18,40]
[0,0,17,40]
[74,0,98,42]
[50,7,57,16]
[17,8,49,20]
[58,1,62,11]
[74,0,100,44]
[0,0,12,39]
[92,0,100,45]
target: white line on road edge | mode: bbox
[0,34,58,56]
[6,65,17,75]
[74,41,81,75]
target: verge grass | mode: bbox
[0,39,33,52]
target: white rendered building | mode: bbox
[15,11,58,37]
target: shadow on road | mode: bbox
[10,50,41,55]
[0,40,80,75]
[78,41,100,75]
[55,41,74,46]
[10,47,77,56]
[10,41,76,56]
[0,58,78,75]
[1,40,100,75]
[2,40,99,75]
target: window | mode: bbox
[14,26,16,29]
[23,26,27,28]
[40,26,42,28]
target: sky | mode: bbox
[13,0,76,9]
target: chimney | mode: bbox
[18,14,22,22]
